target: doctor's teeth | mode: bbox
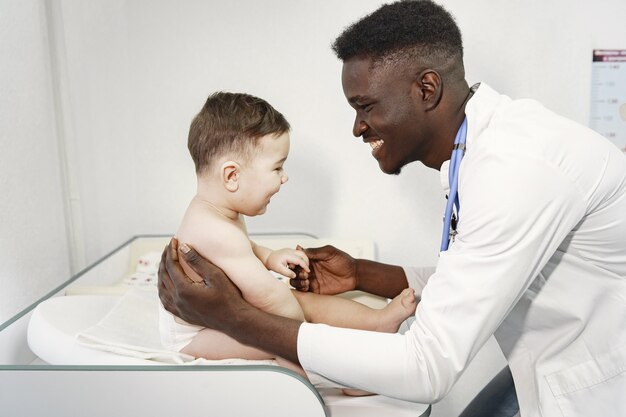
[370,140,384,150]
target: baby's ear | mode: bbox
[221,161,240,192]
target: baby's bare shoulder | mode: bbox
[177,205,250,259]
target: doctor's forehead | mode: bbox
[341,57,376,97]
[342,56,407,102]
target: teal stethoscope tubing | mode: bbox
[440,117,468,252]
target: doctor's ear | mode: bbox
[221,161,240,192]
[416,69,442,111]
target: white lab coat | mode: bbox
[298,83,626,416]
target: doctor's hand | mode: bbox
[158,238,251,331]
[290,245,357,295]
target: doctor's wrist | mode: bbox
[354,259,408,299]
[355,258,375,292]
[229,302,302,364]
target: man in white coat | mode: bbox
[159,1,626,416]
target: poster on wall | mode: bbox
[590,50,626,152]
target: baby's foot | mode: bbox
[376,288,417,333]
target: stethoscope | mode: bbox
[440,117,468,253]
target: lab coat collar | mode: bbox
[439,82,504,193]
[464,82,504,150]
[439,160,451,195]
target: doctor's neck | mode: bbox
[427,79,472,171]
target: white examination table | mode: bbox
[0,235,430,417]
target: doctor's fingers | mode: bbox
[158,239,177,289]
[163,239,198,287]
[158,279,175,314]
[158,240,176,312]
[290,267,317,292]
[178,248,246,311]
[179,243,231,288]
[301,245,341,263]
[290,263,309,291]
[290,276,310,292]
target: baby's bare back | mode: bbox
[177,200,304,320]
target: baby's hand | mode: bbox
[266,248,310,279]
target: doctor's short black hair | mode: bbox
[331,0,463,66]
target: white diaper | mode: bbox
[158,302,203,352]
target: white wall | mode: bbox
[111,0,447,268]
[2,0,625,414]
[62,0,626,269]
[0,0,71,323]
[54,0,137,263]
[38,0,626,271]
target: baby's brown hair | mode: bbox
[188,92,290,173]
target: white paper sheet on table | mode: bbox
[76,287,275,366]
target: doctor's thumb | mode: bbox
[303,245,336,261]
[179,243,204,269]
[179,243,226,281]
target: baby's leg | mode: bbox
[293,288,417,333]
[182,328,306,377]
[293,290,417,397]
[181,327,274,360]
[274,357,308,379]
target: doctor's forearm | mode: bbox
[355,259,409,299]
[226,304,302,365]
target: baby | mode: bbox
[159,92,417,376]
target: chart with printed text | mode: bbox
[590,50,626,152]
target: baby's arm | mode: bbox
[183,222,304,321]
[251,242,310,279]
[250,241,272,265]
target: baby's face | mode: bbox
[237,132,290,216]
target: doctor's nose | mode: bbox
[353,117,368,138]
